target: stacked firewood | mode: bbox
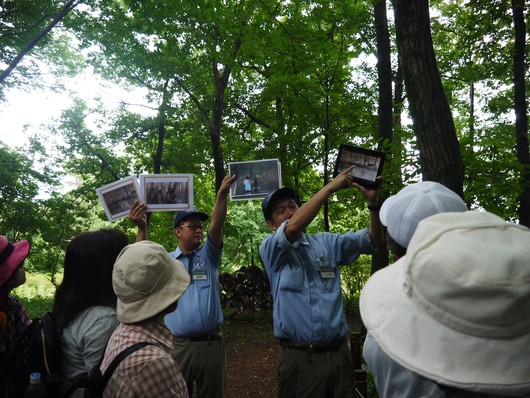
[220,265,273,312]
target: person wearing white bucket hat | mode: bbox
[379,181,468,260]
[360,211,530,397]
[100,240,190,398]
[363,181,468,397]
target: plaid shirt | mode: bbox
[101,321,187,398]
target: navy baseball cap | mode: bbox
[261,187,298,221]
[174,208,208,228]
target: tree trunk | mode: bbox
[511,0,530,227]
[211,34,242,191]
[372,0,393,274]
[153,80,170,175]
[323,93,331,232]
[392,0,464,197]
[375,0,393,152]
[211,60,229,192]
[393,58,404,189]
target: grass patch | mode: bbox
[12,271,57,319]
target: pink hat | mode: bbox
[0,236,30,287]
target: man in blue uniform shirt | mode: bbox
[130,174,236,398]
[259,166,385,398]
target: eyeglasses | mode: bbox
[179,224,204,231]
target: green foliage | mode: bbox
[12,271,58,319]
[0,0,84,96]
[1,0,529,292]
[340,255,372,314]
[0,143,58,246]
[222,200,271,271]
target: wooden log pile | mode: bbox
[220,265,273,312]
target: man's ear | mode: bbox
[174,227,181,238]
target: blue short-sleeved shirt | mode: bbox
[164,236,223,337]
[259,221,375,343]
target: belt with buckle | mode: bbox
[279,339,344,353]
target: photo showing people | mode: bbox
[96,176,141,222]
[334,145,385,188]
[140,174,194,212]
[228,159,281,201]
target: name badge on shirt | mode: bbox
[193,268,207,280]
[320,267,335,279]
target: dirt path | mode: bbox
[221,310,365,398]
[223,313,278,398]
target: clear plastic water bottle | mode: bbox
[25,372,47,398]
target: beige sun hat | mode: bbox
[113,240,190,323]
[360,211,530,395]
[379,181,467,248]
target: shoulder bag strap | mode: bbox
[100,342,154,387]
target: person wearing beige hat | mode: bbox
[360,211,530,397]
[0,235,31,394]
[100,240,190,398]
[129,174,236,398]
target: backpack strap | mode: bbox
[63,341,153,398]
[100,342,154,389]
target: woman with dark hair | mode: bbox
[52,228,129,397]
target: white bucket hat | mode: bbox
[379,181,467,248]
[113,240,190,323]
[360,211,530,395]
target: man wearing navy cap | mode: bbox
[130,174,236,398]
[259,166,385,398]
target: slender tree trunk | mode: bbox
[466,82,476,209]
[211,59,229,192]
[323,93,331,232]
[211,34,242,191]
[153,80,170,175]
[393,59,404,188]
[372,0,393,274]
[375,1,393,152]
[392,0,464,197]
[511,0,530,227]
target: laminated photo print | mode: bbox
[333,144,385,188]
[228,159,282,201]
[96,176,141,222]
[140,174,194,211]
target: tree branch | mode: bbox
[0,0,83,84]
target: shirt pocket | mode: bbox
[278,263,304,292]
